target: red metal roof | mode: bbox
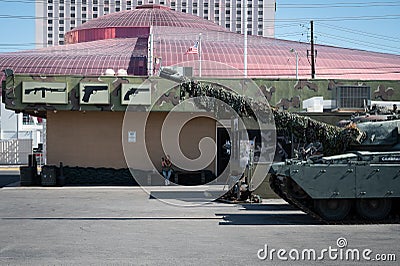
[0,5,399,80]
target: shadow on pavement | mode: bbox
[240,203,298,211]
[217,213,322,226]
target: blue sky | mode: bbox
[0,0,399,55]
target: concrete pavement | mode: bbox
[0,186,398,265]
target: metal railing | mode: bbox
[0,139,32,165]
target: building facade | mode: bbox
[35,0,276,48]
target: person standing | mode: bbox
[162,155,173,185]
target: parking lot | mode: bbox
[0,180,399,265]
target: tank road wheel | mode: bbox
[314,199,352,221]
[356,198,392,220]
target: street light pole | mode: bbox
[290,48,298,79]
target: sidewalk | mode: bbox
[0,166,20,171]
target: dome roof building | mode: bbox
[0,4,399,80]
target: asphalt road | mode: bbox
[0,186,399,265]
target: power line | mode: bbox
[318,22,400,43]
[315,31,400,54]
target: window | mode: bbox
[215,10,219,15]
[160,1,164,5]
[59,20,64,24]
[71,0,75,3]
[48,40,53,45]
[204,3,208,8]
[71,7,75,11]
[59,41,64,45]
[127,1,132,5]
[93,0,98,4]
[258,11,263,15]
[247,31,252,35]
[59,13,64,18]
[59,34,64,38]
[60,6,64,11]
[59,27,64,31]
[236,10,241,15]
[104,7,109,11]
[48,19,53,24]
[247,24,252,28]
[226,24,230,28]
[258,31,263,35]
[138,1,142,5]
[215,3,219,7]
[226,10,230,15]
[116,8,120,11]
[247,17,252,21]
[71,13,75,18]
[258,24,263,28]
[171,2,175,7]
[93,7,98,12]
[204,10,208,14]
[71,20,75,24]
[48,6,53,11]
[82,14,86,18]
[226,3,230,8]
[182,9,186,12]
[48,13,53,17]
[60,0,64,3]
[204,15,208,19]
[48,33,53,38]
[258,17,263,21]
[193,3,197,7]
[82,7,86,11]
[105,0,109,4]
[236,24,241,28]
[82,0,86,4]
[182,2,186,7]
[248,10,252,15]
[236,30,241,33]
[116,1,120,5]
[82,20,86,23]
[48,26,53,31]
[47,0,52,3]
[237,4,241,8]
[193,9,197,14]
[93,14,98,18]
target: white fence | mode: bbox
[0,139,32,165]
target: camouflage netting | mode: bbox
[271,109,364,156]
[180,81,364,156]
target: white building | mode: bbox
[35,0,276,48]
[0,97,44,164]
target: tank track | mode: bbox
[269,174,400,225]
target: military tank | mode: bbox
[269,118,400,223]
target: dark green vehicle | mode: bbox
[269,119,400,222]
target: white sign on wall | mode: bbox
[128,131,137,143]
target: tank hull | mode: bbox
[269,151,400,222]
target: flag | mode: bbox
[185,41,199,54]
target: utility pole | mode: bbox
[310,20,316,79]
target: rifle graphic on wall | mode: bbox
[82,85,108,103]
[123,87,149,101]
[24,87,66,98]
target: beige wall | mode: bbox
[47,111,216,172]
